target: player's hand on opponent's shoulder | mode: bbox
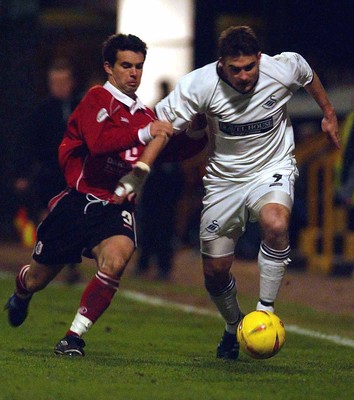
[149,120,174,138]
[322,110,340,150]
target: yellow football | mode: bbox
[237,310,286,359]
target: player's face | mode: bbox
[104,50,145,98]
[220,52,261,94]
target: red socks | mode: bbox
[15,265,32,297]
[75,271,119,324]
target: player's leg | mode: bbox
[5,261,65,327]
[76,234,135,333]
[256,203,291,312]
[55,234,135,356]
[202,238,243,331]
[6,190,86,328]
[248,168,296,313]
[201,237,244,360]
[200,175,246,360]
[55,199,137,356]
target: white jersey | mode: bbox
[155,52,313,182]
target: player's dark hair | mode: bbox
[102,33,148,66]
[218,26,260,58]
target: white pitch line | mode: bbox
[285,325,354,348]
[1,269,353,349]
[121,289,354,349]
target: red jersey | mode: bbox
[58,82,156,202]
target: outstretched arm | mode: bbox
[113,121,173,204]
[304,72,340,149]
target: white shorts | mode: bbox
[200,163,298,257]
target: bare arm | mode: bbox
[137,132,170,166]
[112,122,173,204]
[304,71,340,149]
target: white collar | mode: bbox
[103,81,146,114]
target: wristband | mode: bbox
[138,124,153,144]
[135,161,151,173]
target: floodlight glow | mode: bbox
[117,0,194,106]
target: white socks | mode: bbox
[69,312,93,336]
[257,242,291,311]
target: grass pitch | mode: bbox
[1,275,353,400]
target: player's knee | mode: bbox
[264,220,288,243]
[202,255,233,292]
[97,253,127,278]
[203,254,233,274]
[94,237,134,278]
[260,206,289,243]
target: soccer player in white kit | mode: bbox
[155,26,340,360]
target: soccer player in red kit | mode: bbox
[5,33,174,356]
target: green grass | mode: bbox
[0,275,353,400]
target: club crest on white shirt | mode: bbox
[262,95,277,109]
